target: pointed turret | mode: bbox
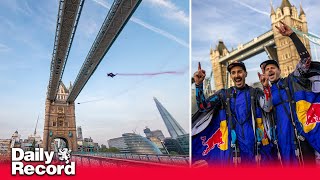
[299,3,305,16]
[34,115,39,136]
[216,40,228,55]
[270,2,275,15]
[280,0,292,9]
[69,81,73,91]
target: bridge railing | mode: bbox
[72,152,189,166]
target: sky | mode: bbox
[0,0,189,146]
[192,0,320,89]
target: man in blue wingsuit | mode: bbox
[192,59,275,167]
[258,21,320,166]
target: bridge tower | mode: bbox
[210,41,230,90]
[43,82,77,151]
[210,0,311,89]
[271,0,311,77]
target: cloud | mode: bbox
[130,17,188,47]
[145,0,189,26]
[192,55,209,62]
[232,0,269,16]
[91,0,188,48]
[91,0,111,9]
[82,19,99,38]
[20,0,33,16]
[0,43,10,52]
[3,0,33,16]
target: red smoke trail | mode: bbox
[115,71,184,76]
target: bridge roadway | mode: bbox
[72,152,189,168]
[219,30,275,63]
[47,0,84,101]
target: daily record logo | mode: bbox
[11,148,75,175]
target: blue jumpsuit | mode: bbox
[269,32,319,166]
[194,84,273,165]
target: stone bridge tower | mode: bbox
[210,41,229,90]
[271,0,311,77]
[210,0,311,89]
[43,82,77,151]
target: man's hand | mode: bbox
[193,62,206,85]
[275,21,293,36]
[258,72,269,87]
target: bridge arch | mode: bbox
[49,136,72,152]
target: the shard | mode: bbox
[153,97,186,139]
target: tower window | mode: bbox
[57,107,64,113]
[58,120,63,127]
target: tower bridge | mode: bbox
[211,0,311,89]
[43,0,142,152]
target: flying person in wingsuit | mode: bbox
[107,73,117,78]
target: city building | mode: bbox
[123,133,162,155]
[163,138,185,155]
[82,137,95,152]
[77,126,83,141]
[176,134,189,155]
[109,133,162,155]
[108,137,129,153]
[76,126,99,152]
[151,130,165,141]
[0,139,11,154]
[143,127,165,141]
[94,142,100,152]
[21,142,34,151]
[143,127,167,154]
[153,97,187,139]
[10,130,21,148]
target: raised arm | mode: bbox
[194,62,221,112]
[276,21,311,76]
[257,72,272,112]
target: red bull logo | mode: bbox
[306,103,320,125]
[201,128,224,156]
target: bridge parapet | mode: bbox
[72,152,189,167]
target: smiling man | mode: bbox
[192,61,274,166]
[259,21,320,166]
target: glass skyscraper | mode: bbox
[153,97,187,139]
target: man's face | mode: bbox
[230,66,246,88]
[265,64,281,83]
